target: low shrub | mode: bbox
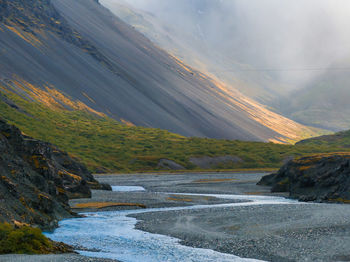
[0,223,53,254]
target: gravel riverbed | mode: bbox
[133,202,350,262]
[96,173,350,262]
[3,172,350,262]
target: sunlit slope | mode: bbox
[0,0,318,142]
[100,0,289,105]
[0,83,341,173]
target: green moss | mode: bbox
[0,223,52,254]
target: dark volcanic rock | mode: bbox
[258,153,350,203]
[0,119,105,229]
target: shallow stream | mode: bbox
[45,187,297,262]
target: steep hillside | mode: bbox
[102,0,350,133]
[0,0,317,143]
[100,0,287,105]
[0,119,106,230]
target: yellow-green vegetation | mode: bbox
[0,223,52,254]
[0,88,348,173]
[298,130,350,148]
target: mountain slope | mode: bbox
[0,0,317,143]
[101,0,350,133]
[100,0,287,105]
[276,69,350,131]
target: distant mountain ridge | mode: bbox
[276,68,350,131]
[0,0,318,143]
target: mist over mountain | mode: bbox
[278,64,350,131]
[102,0,350,130]
[113,0,350,87]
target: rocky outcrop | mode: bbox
[258,153,350,203]
[0,119,108,229]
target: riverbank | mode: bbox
[4,172,350,262]
[95,172,280,195]
[133,202,350,262]
[68,173,279,213]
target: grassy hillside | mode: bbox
[0,84,346,173]
[297,130,350,148]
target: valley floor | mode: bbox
[95,173,350,262]
[2,172,350,262]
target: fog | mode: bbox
[105,0,350,91]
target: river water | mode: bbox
[45,188,297,262]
